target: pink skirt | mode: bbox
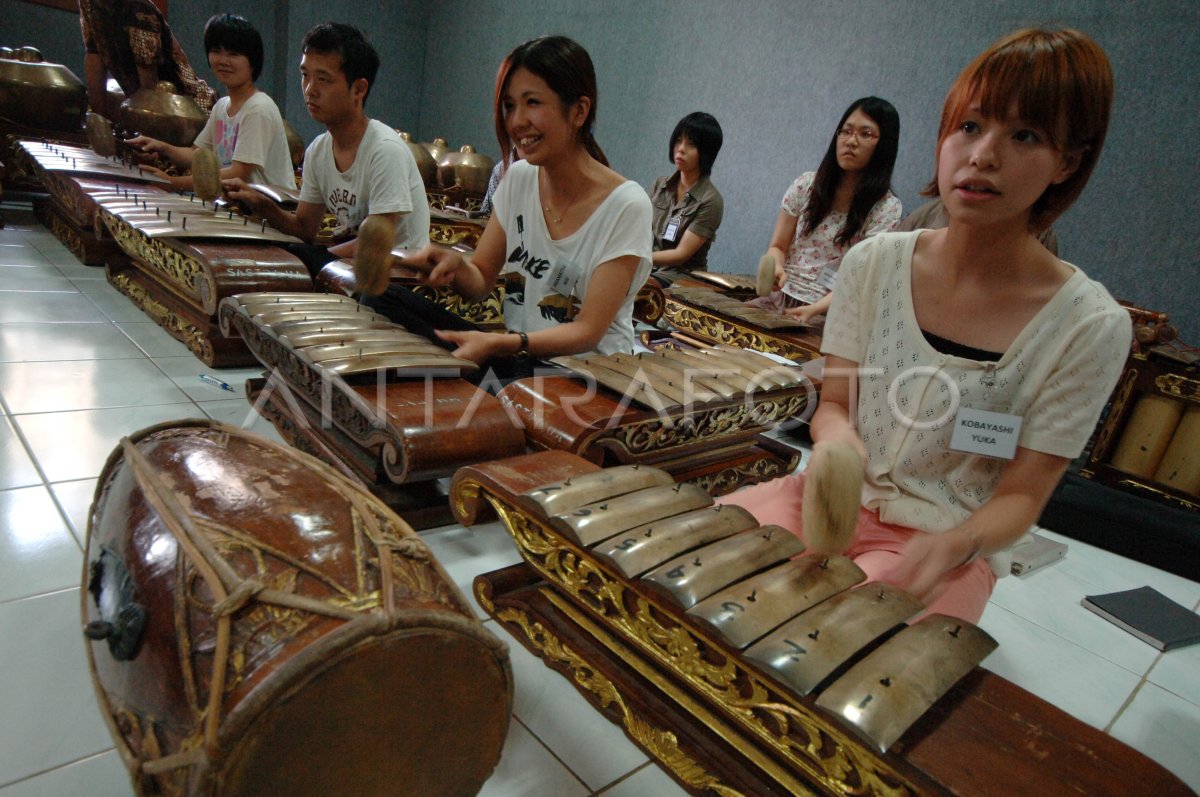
[715,471,997,623]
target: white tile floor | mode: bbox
[0,210,1197,796]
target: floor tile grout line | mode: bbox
[0,344,101,540]
[0,748,118,792]
[0,584,78,608]
[589,761,656,795]
[45,477,91,555]
[1103,677,1149,734]
[0,390,72,538]
[4,399,212,420]
[0,580,84,608]
[984,601,1159,681]
[489,619,651,792]
[509,715,593,794]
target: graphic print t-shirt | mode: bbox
[192,92,296,189]
[298,119,429,248]
[491,160,652,356]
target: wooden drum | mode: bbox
[82,420,512,796]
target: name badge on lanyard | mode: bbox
[949,406,1022,460]
[663,215,682,243]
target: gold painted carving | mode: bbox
[485,495,918,797]
[109,272,214,362]
[1090,368,1138,461]
[429,219,483,249]
[451,479,484,527]
[664,300,818,362]
[45,207,87,258]
[99,210,215,301]
[473,579,496,615]
[426,191,484,214]
[411,284,504,325]
[1115,479,1200,512]
[590,395,809,460]
[1156,373,1200,404]
[634,285,665,325]
[688,454,798,496]
[497,605,749,797]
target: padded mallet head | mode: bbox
[191,148,222,203]
[353,215,396,297]
[801,441,864,555]
[756,252,776,297]
[85,112,117,158]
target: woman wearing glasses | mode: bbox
[752,97,901,324]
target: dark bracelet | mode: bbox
[515,331,529,356]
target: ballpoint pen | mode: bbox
[198,373,236,392]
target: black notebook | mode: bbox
[1081,586,1200,652]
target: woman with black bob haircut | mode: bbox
[370,35,652,375]
[750,96,901,324]
[648,111,725,285]
[204,13,263,81]
[128,13,295,191]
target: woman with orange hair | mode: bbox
[720,28,1130,623]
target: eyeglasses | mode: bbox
[836,127,879,143]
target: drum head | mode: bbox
[220,621,510,796]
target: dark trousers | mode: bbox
[284,243,340,279]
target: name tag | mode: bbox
[949,406,1022,460]
[816,265,838,291]
[547,260,580,297]
[663,216,681,243]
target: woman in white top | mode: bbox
[719,29,1130,623]
[373,35,651,368]
[750,97,901,324]
[128,14,296,191]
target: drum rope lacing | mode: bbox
[118,432,423,772]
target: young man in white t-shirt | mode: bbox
[128,14,295,191]
[225,22,428,278]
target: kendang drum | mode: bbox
[82,419,512,796]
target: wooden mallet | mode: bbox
[755,252,776,297]
[85,112,117,158]
[801,441,864,555]
[353,215,396,297]
[191,148,222,203]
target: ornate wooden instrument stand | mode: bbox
[219,293,526,528]
[452,451,1194,797]
[11,140,134,265]
[497,348,812,496]
[665,286,823,362]
[94,191,312,367]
